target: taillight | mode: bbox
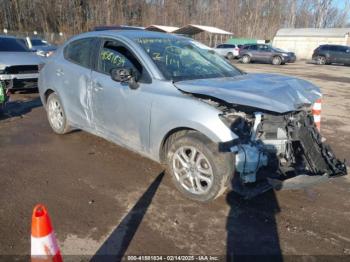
[46,51,54,57]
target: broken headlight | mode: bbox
[219,112,252,141]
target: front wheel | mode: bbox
[46,93,70,134]
[272,56,282,65]
[226,52,234,60]
[166,132,234,202]
[242,55,251,64]
[316,56,327,65]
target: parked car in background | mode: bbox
[24,37,57,57]
[239,44,296,65]
[214,44,241,59]
[312,44,350,65]
[0,35,43,92]
[38,31,346,202]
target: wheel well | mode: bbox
[44,89,55,104]
[159,127,195,163]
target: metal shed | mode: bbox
[173,24,233,47]
[273,28,350,59]
[145,25,179,33]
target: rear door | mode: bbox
[214,44,225,56]
[256,45,271,62]
[58,37,97,129]
[328,45,339,63]
[247,45,259,61]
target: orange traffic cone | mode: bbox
[31,204,63,262]
[312,98,322,131]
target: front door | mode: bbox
[257,45,272,63]
[91,39,152,152]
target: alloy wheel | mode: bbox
[48,97,64,131]
[172,146,214,195]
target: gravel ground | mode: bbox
[0,61,349,261]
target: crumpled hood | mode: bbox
[174,73,322,113]
[0,52,44,67]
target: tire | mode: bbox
[316,56,327,65]
[226,52,234,60]
[272,56,282,65]
[242,55,251,64]
[166,131,234,202]
[46,93,70,134]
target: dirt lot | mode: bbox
[0,61,349,261]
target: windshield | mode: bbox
[31,39,48,46]
[0,38,29,52]
[137,38,242,81]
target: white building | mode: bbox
[273,28,350,59]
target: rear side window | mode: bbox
[64,38,95,68]
[335,46,348,52]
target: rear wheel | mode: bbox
[46,93,70,134]
[242,55,251,64]
[316,56,327,65]
[272,56,282,65]
[226,52,234,60]
[166,131,234,202]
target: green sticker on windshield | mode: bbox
[100,50,126,67]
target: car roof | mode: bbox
[93,25,145,31]
[320,44,345,47]
[71,30,187,42]
[0,35,20,39]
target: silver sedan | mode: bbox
[38,30,347,202]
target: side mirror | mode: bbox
[110,68,139,89]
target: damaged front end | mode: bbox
[219,103,347,198]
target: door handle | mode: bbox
[56,68,64,76]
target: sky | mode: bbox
[335,0,350,23]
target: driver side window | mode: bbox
[97,40,150,83]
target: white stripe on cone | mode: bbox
[31,232,60,257]
[313,102,322,111]
[313,115,321,123]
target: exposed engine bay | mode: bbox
[207,97,347,198]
